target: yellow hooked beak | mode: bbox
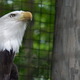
[20,11,32,21]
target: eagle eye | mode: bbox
[10,14,16,17]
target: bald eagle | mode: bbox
[0,11,32,80]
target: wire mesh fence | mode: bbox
[0,0,55,80]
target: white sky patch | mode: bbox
[38,4,49,9]
[7,0,13,4]
[38,4,45,7]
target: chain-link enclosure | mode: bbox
[0,0,55,80]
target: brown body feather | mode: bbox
[0,50,18,80]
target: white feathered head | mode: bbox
[0,11,32,53]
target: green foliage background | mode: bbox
[0,0,55,80]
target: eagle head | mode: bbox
[0,11,32,53]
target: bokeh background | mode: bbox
[0,0,55,80]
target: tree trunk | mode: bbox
[52,0,80,80]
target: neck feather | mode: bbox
[0,22,27,53]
